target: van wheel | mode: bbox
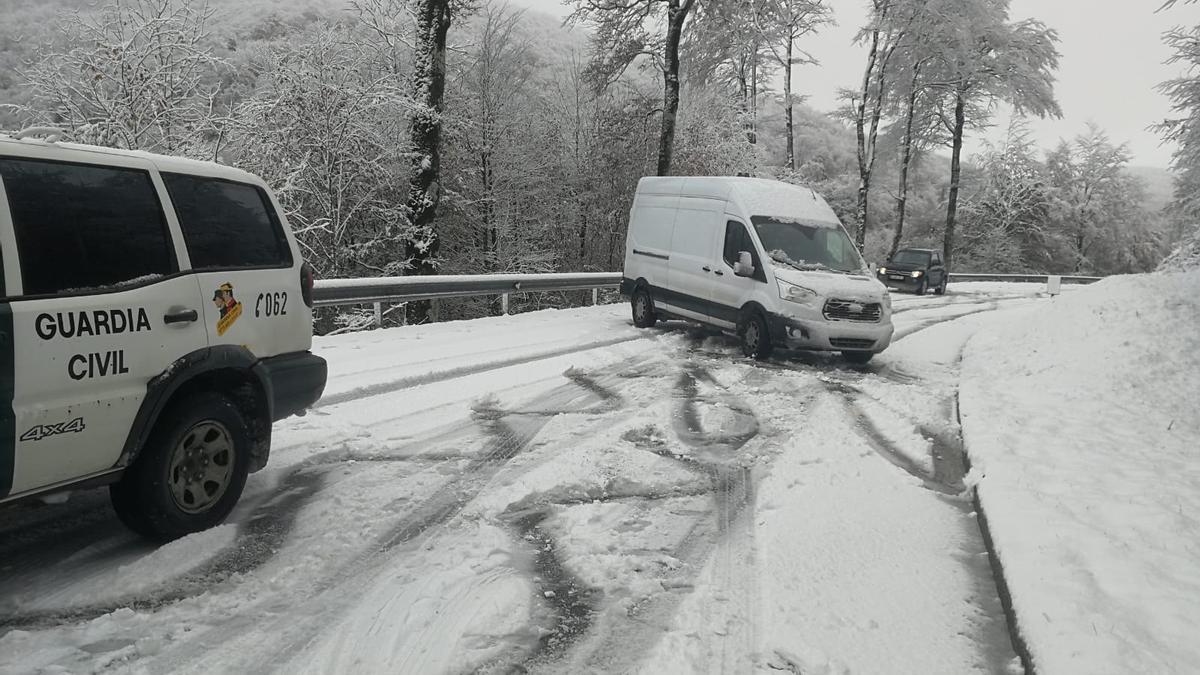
[842,351,874,365]
[934,277,947,295]
[632,287,657,328]
[740,313,773,360]
[111,392,251,541]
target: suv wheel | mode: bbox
[111,392,252,541]
[632,287,657,328]
[842,351,874,365]
[934,276,947,295]
[914,279,927,295]
[740,312,774,360]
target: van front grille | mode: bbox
[823,299,882,323]
[829,338,876,349]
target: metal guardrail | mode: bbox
[948,273,1102,284]
[313,270,1102,329]
[313,272,623,325]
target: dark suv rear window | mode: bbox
[0,158,176,296]
[163,173,292,270]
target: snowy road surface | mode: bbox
[0,284,1052,674]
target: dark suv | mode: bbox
[877,248,947,295]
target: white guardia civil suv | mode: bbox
[0,129,327,540]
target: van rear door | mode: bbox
[663,198,724,323]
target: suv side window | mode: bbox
[163,173,292,270]
[0,158,176,296]
[932,252,943,266]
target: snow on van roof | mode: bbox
[0,134,263,185]
[637,176,841,225]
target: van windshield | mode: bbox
[751,216,867,274]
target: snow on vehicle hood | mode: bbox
[773,267,888,301]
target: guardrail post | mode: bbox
[592,288,599,305]
[501,293,510,315]
[373,302,383,328]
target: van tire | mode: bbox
[632,287,658,328]
[740,312,773,360]
[934,277,947,295]
[110,392,252,542]
[842,351,874,365]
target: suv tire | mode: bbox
[740,312,774,360]
[632,287,658,328]
[934,276,947,295]
[111,392,252,541]
[914,279,927,295]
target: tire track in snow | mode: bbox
[145,362,648,674]
[315,333,645,408]
[529,362,764,673]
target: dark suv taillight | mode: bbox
[301,262,315,308]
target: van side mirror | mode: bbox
[733,251,755,277]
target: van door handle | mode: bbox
[164,309,199,325]
[702,266,712,272]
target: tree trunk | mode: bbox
[854,28,881,250]
[943,91,966,271]
[404,0,452,323]
[656,0,694,176]
[785,36,794,171]
[749,45,758,145]
[891,63,922,259]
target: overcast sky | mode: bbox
[511,0,1200,169]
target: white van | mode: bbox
[619,177,893,362]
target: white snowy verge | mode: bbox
[959,270,1200,674]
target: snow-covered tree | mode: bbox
[231,28,412,283]
[757,0,832,171]
[569,0,700,175]
[924,1,1061,270]
[20,0,225,156]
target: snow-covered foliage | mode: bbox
[1157,224,1200,271]
[19,0,225,157]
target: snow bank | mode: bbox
[959,270,1200,674]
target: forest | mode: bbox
[1,0,1197,325]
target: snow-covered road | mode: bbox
[0,284,1053,674]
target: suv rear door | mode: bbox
[160,172,309,359]
[0,154,208,498]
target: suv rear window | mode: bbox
[163,173,292,270]
[0,158,176,296]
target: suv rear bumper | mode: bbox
[261,351,327,421]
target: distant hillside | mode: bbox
[1126,165,1175,213]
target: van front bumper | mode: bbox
[767,311,894,353]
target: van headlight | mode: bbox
[778,280,818,305]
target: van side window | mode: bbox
[933,252,942,266]
[723,220,762,271]
[0,158,176,296]
[163,173,292,270]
